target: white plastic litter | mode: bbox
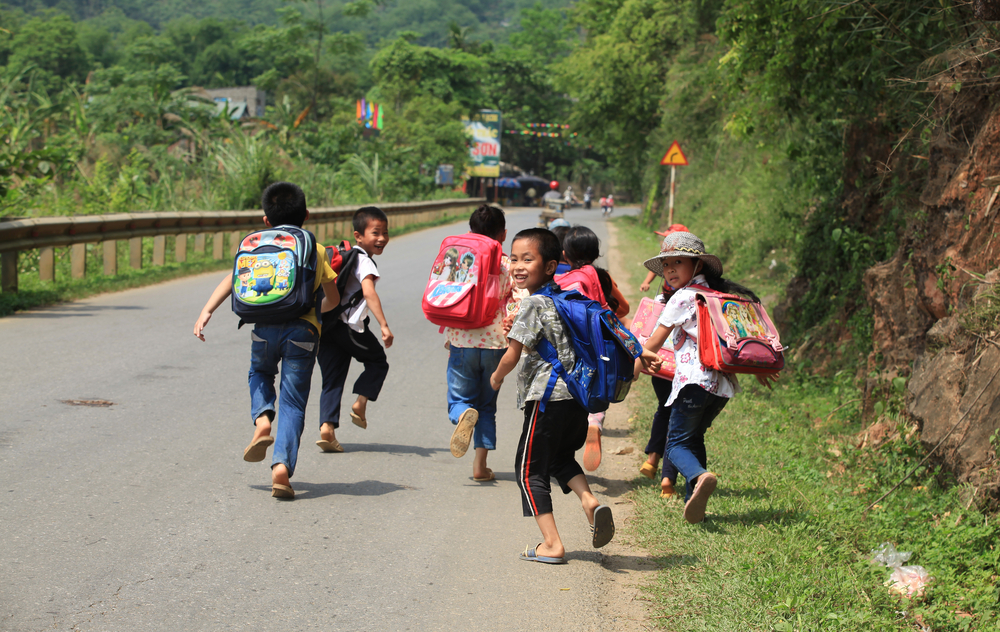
[870,542,930,599]
[870,542,912,567]
[886,565,931,599]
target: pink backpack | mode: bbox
[555,265,608,309]
[690,285,784,375]
[422,233,503,329]
[628,297,675,380]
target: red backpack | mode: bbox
[422,233,503,329]
[689,285,784,375]
[554,265,608,309]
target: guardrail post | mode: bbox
[103,241,117,276]
[1,251,17,293]
[129,237,143,270]
[153,236,166,267]
[194,234,206,255]
[175,235,187,263]
[39,247,54,282]
[316,223,326,244]
[212,232,224,259]
[230,231,239,257]
[71,243,87,279]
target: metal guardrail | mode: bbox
[0,198,484,292]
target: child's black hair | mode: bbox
[469,204,505,240]
[563,225,620,313]
[353,206,388,234]
[562,225,600,269]
[660,268,761,303]
[261,182,307,227]
[705,273,761,303]
[550,225,569,249]
[512,228,561,265]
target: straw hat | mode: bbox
[642,231,723,278]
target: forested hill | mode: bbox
[0,0,569,46]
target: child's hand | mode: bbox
[490,372,503,391]
[755,373,780,390]
[501,314,514,334]
[639,349,662,371]
[381,324,394,349]
[639,281,650,292]
[193,311,212,341]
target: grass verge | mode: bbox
[0,211,468,317]
[614,215,1000,631]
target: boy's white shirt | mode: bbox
[340,245,380,332]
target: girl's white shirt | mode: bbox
[656,273,740,406]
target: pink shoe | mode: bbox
[583,424,602,472]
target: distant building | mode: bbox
[205,86,266,119]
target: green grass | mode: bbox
[0,211,468,317]
[613,215,1000,631]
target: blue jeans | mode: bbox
[665,385,728,501]
[248,320,318,478]
[447,346,505,450]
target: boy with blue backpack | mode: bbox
[489,228,661,564]
[193,182,339,500]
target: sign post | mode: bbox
[660,141,688,225]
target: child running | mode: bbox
[637,231,777,523]
[193,182,339,499]
[315,207,393,452]
[554,225,630,472]
[490,228,661,563]
[445,204,524,481]
[637,225,689,498]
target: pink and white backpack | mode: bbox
[422,233,503,329]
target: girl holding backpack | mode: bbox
[637,231,779,523]
[555,225,630,472]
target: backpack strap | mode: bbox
[532,284,570,413]
[534,338,567,413]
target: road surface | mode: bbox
[0,205,641,632]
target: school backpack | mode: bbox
[231,225,317,326]
[628,297,676,380]
[533,284,643,414]
[689,284,784,375]
[321,239,365,320]
[422,233,504,330]
[554,265,608,309]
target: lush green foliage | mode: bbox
[616,215,1000,631]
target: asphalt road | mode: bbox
[1,205,637,632]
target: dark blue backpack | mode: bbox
[231,225,318,326]
[534,284,643,413]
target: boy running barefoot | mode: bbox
[315,207,393,451]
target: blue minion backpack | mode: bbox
[231,225,318,326]
[533,284,643,414]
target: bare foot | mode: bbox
[535,541,565,559]
[352,396,368,421]
[320,422,336,443]
[472,447,491,480]
[272,463,291,488]
[253,413,273,442]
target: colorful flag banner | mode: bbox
[356,99,384,130]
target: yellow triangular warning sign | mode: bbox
[660,141,688,166]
